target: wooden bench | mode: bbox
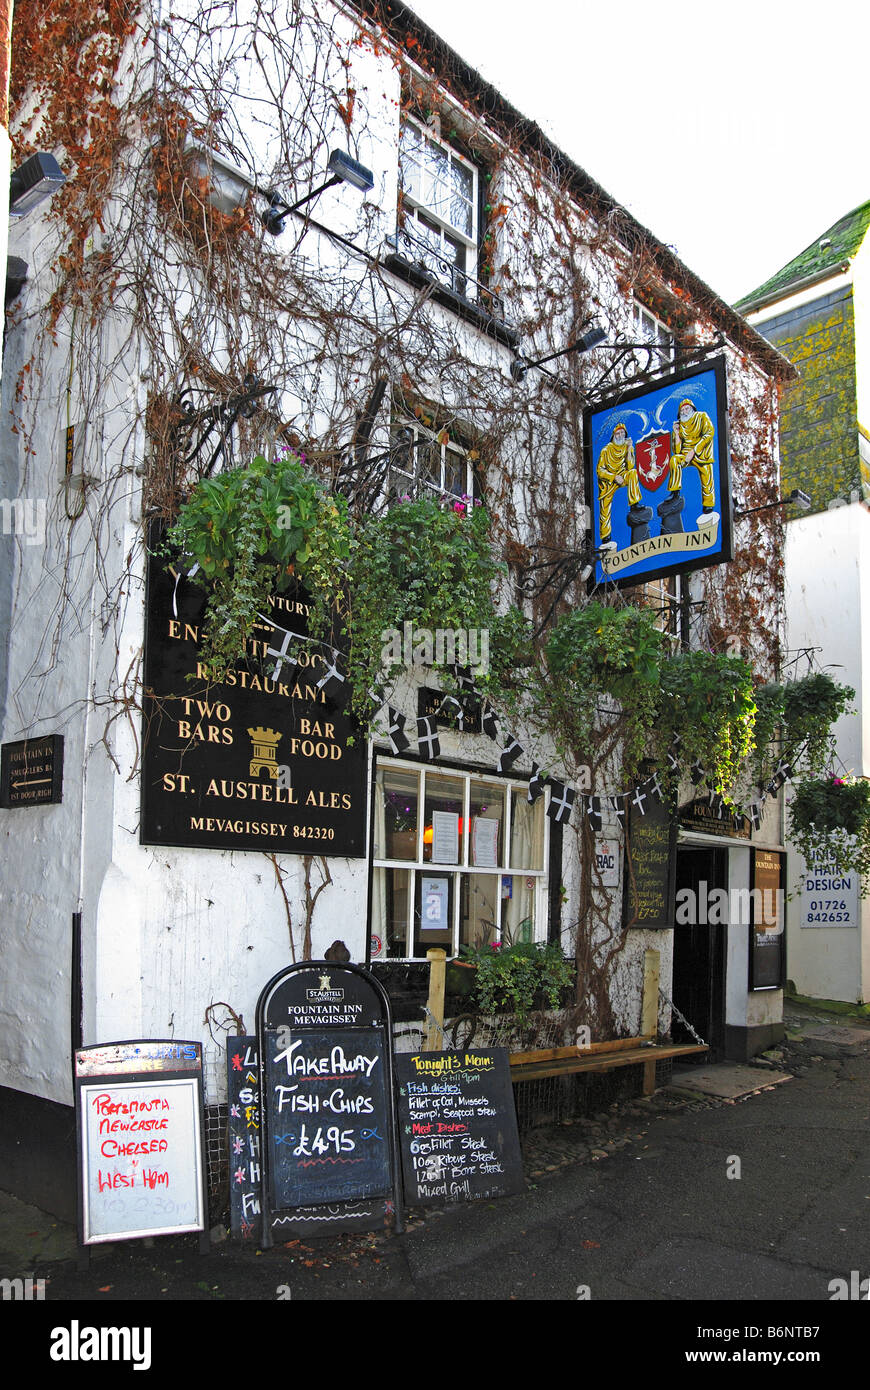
[509,1034,708,1095]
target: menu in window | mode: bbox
[421,875,449,931]
[432,810,459,863]
[472,816,499,868]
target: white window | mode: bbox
[371,761,549,960]
[633,301,672,349]
[388,413,480,504]
[399,115,479,298]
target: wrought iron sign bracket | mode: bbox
[169,373,278,485]
[510,331,726,405]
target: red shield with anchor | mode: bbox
[635,430,671,491]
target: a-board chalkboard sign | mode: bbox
[624,791,677,930]
[75,1041,207,1247]
[256,963,403,1240]
[395,1049,524,1205]
[227,1037,261,1241]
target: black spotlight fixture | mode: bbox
[262,148,374,235]
[9,152,66,219]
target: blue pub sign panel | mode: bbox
[584,358,733,589]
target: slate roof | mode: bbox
[736,200,870,314]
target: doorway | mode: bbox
[672,845,727,1060]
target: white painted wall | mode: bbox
[0,0,788,1110]
[784,503,870,1002]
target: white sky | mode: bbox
[406,0,870,304]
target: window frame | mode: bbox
[388,409,482,505]
[398,112,482,298]
[371,757,550,961]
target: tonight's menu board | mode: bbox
[395,1049,524,1205]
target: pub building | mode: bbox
[0,0,793,1219]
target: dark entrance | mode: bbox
[672,845,727,1060]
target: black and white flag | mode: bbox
[498,737,524,774]
[586,795,603,833]
[527,764,547,804]
[416,716,441,761]
[262,619,301,681]
[386,707,410,755]
[482,705,499,740]
[631,785,648,816]
[647,772,664,803]
[547,780,575,825]
[316,653,345,693]
[610,796,625,824]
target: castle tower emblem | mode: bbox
[247,727,282,779]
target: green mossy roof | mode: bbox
[736,200,870,311]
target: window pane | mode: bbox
[461,872,499,951]
[424,774,465,863]
[470,781,504,867]
[414,872,454,956]
[443,446,466,497]
[501,875,536,946]
[377,766,419,860]
[509,792,545,871]
[372,866,412,958]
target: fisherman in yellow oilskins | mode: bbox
[597,422,641,547]
[668,398,717,515]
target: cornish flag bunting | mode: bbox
[586,796,603,833]
[316,654,345,693]
[498,737,524,774]
[527,764,547,804]
[547,780,575,824]
[481,704,499,740]
[631,785,648,815]
[263,621,301,680]
[416,716,441,761]
[386,707,410,755]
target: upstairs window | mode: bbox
[399,115,480,299]
[632,301,674,360]
[388,411,481,505]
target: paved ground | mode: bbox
[3,1001,869,1370]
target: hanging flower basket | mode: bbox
[789,776,870,887]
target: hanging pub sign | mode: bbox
[584,357,733,588]
[256,962,403,1240]
[141,528,367,856]
[749,848,785,990]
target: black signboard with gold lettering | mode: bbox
[624,792,677,930]
[0,735,63,808]
[141,543,367,856]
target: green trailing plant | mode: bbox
[345,493,507,720]
[752,673,854,785]
[163,449,351,677]
[544,602,665,776]
[656,650,756,797]
[789,775,870,888]
[459,940,575,1022]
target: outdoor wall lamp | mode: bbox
[181,141,254,217]
[9,152,66,219]
[735,488,812,519]
[261,149,374,235]
[510,325,607,382]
